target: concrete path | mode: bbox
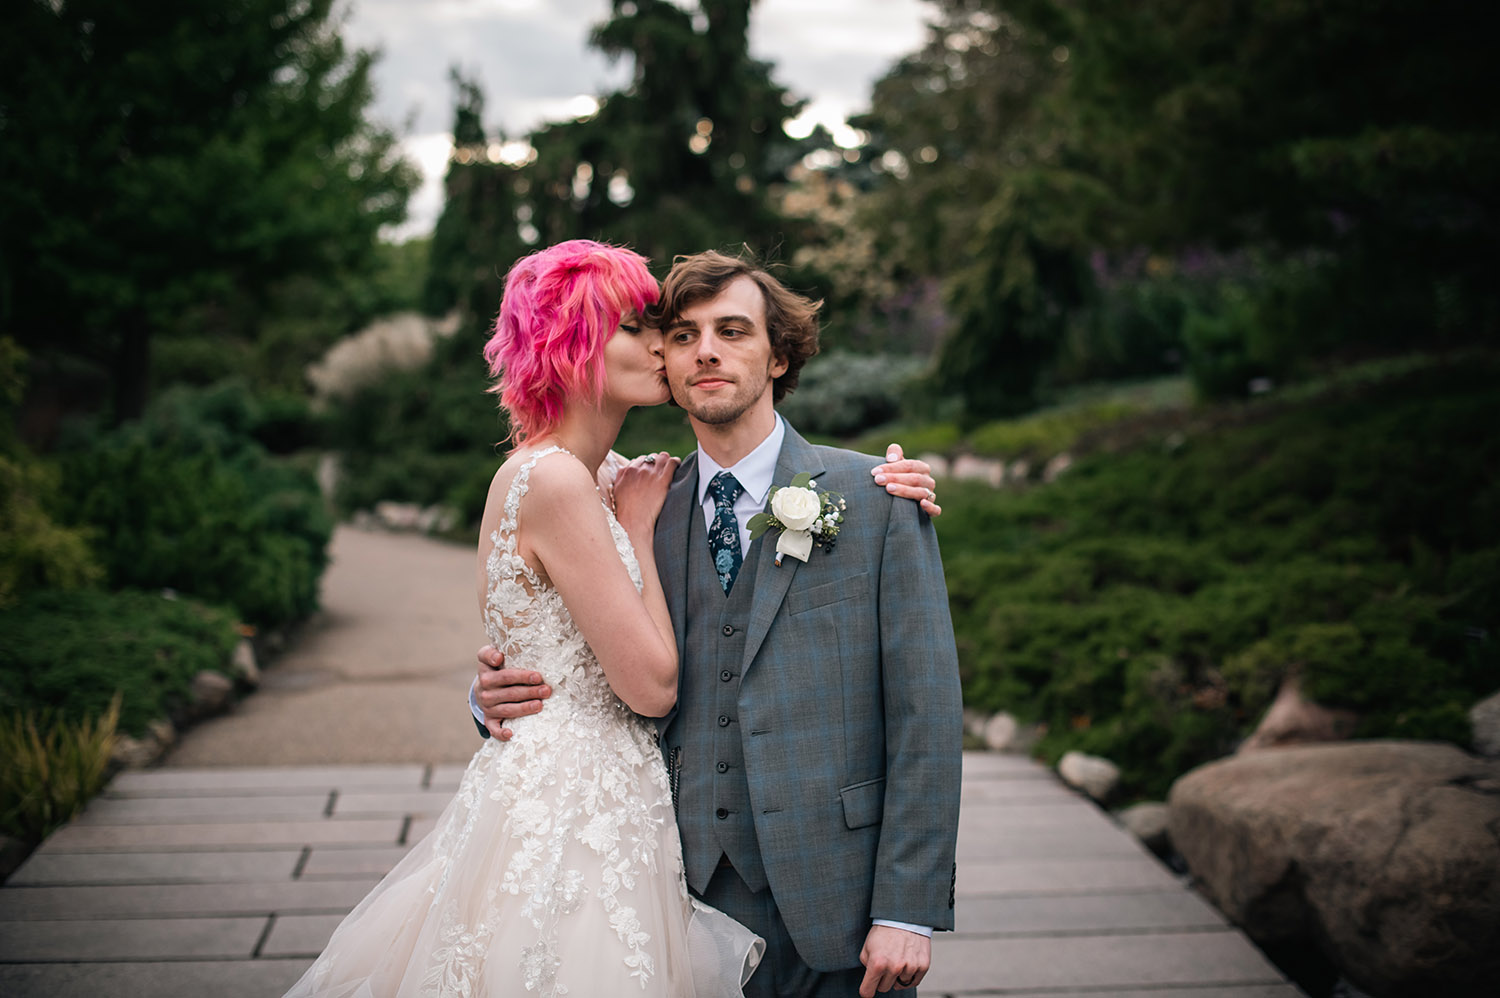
[0,524,1304,996]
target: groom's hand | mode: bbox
[873,444,942,517]
[859,924,930,995]
[475,645,551,740]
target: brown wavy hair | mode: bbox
[650,250,821,402]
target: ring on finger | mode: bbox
[897,973,916,987]
[927,488,936,502]
[643,455,657,464]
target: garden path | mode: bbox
[0,524,1305,997]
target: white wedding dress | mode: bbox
[285,447,763,997]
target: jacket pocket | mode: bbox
[839,776,885,830]
[788,571,870,616]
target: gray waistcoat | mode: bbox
[674,518,766,895]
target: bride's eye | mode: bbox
[620,324,640,335]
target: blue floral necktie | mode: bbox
[707,471,745,595]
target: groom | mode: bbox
[478,252,963,996]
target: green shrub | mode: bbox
[56,382,331,629]
[0,589,241,736]
[777,351,925,439]
[0,454,102,606]
[0,694,120,843]
[938,358,1499,797]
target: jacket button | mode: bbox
[716,762,729,773]
[720,670,732,682]
[718,715,730,727]
[716,808,729,819]
[722,625,734,636]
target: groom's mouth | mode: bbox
[690,377,732,390]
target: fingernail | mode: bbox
[874,474,887,484]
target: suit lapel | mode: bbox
[740,424,825,671]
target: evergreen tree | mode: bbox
[0,0,417,423]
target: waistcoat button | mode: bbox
[717,762,729,773]
[718,715,730,727]
[720,670,732,682]
[716,808,729,819]
[722,624,734,636]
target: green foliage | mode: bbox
[0,0,417,420]
[939,360,1499,797]
[968,401,1141,460]
[56,382,331,628]
[777,351,925,438]
[0,694,120,844]
[0,455,102,606]
[0,589,240,737]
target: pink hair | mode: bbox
[484,240,659,445]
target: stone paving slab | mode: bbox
[262,913,345,958]
[959,857,1183,896]
[960,781,1083,805]
[957,822,1145,860]
[0,916,266,961]
[957,801,1119,829]
[0,879,380,920]
[952,890,1227,935]
[331,790,456,816]
[10,850,302,886]
[0,959,310,998]
[926,930,1288,993]
[934,988,1304,998]
[38,818,403,853]
[72,793,331,824]
[107,766,428,795]
[301,846,413,877]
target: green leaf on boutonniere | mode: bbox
[746,512,775,540]
[790,472,813,489]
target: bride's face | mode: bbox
[601,312,669,409]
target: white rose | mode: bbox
[771,486,821,531]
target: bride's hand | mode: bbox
[612,452,679,534]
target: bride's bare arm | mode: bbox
[520,454,679,717]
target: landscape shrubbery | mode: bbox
[938,359,1498,798]
[55,381,332,630]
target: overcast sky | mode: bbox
[342,0,932,238]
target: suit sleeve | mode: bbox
[869,495,963,930]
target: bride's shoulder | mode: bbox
[501,448,597,518]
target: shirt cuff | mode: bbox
[871,919,933,938]
[468,679,485,725]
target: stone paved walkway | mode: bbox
[0,754,1302,997]
[0,525,1304,996]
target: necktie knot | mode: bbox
[708,471,744,509]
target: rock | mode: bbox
[916,453,950,479]
[230,638,260,688]
[1471,689,1500,758]
[1240,674,1358,752]
[951,454,1004,487]
[416,504,459,535]
[1058,750,1120,802]
[983,713,1018,751]
[1116,801,1172,856]
[1169,741,1500,997]
[962,708,990,740]
[1042,452,1073,483]
[307,311,440,400]
[374,501,423,531]
[110,719,176,769]
[1006,459,1031,483]
[189,670,234,719]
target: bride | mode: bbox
[284,240,764,997]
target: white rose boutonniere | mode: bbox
[747,472,846,566]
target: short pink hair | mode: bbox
[484,240,658,445]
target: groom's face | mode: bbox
[663,276,789,427]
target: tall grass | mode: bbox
[0,693,120,843]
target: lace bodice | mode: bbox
[483,445,645,719]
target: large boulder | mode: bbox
[1239,674,1357,752]
[1471,689,1500,758]
[1169,741,1500,997]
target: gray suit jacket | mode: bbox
[655,422,963,971]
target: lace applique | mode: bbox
[425,445,675,995]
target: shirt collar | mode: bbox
[695,414,785,508]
